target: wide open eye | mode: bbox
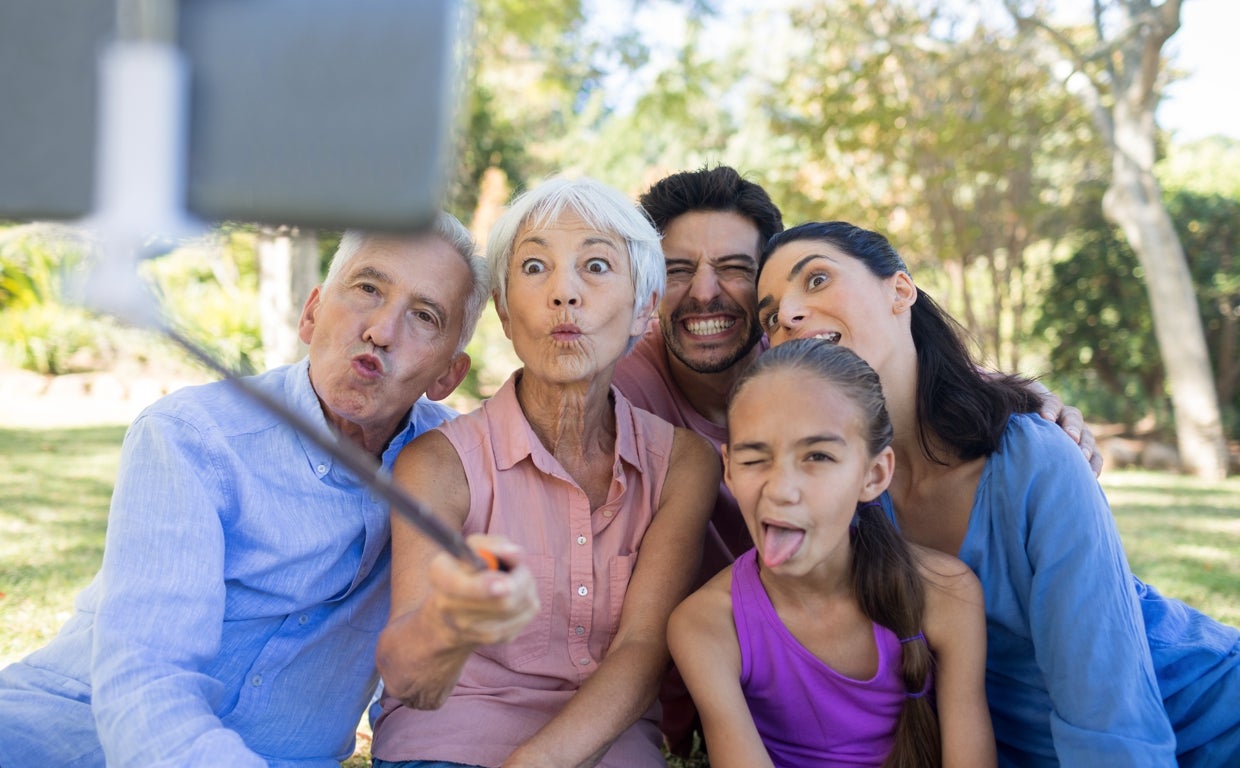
[584,257,611,274]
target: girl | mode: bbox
[755,221,1240,766]
[668,339,995,768]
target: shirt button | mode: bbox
[316,464,327,475]
[579,658,591,666]
[602,509,614,518]
[577,585,588,597]
[298,614,309,625]
[251,674,263,686]
[576,535,587,545]
[574,625,585,635]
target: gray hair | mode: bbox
[486,176,665,320]
[324,212,489,354]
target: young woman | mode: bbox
[755,220,1240,767]
[668,339,995,768]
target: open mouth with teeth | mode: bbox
[683,317,736,336]
[809,331,842,344]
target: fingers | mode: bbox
[1036,390,1064,425]
[427,535,540,647]
[1089,449,1105,477]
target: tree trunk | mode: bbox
[1104,144,1228,478]
[257,225,320,370]
[1007,0,1228,478]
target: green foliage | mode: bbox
[140,231,263,375]
[0,224,264,378]
[1036,185,1240,437]
[0,227,127,375]
[1157,137,1240,199]
[748,0,1105,371]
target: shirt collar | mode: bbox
[486,370,642,474]
[288,356,415,479]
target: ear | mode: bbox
[629,291,658,338]
[891,272,917,316]
[494,291,513,340]
[858,445,895,503]
[721,443,734,494]
[425,352,472,402]
[297,286,324,345]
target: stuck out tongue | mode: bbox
[761,524,806,568]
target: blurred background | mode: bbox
[1,0,1236,469]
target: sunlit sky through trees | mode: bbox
[586,0,1238,141]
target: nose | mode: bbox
[778,298,807,334]
[362,303,402,348]
[687,266,721,303]
[762,459,800,505]
[550,269,581,307]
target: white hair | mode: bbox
[486,176,664,321]
[324,212,489,353]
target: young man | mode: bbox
[0,215,538,767]
[613,166,782,577]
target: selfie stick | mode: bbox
[76,0,495,574]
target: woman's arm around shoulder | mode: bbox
[503,427,720,767]
[669,568,776,768]
[915,545,996,768]
[376,429,539,710]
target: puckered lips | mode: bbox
[550,322,584,342]
[351,352,385,380]
[760,519,807,568]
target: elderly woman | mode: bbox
[372,177,720,768]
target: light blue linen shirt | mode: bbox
[885,413,1239,767]
[0,358,456,767]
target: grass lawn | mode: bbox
[2,424,1237,766]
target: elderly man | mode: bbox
[0,214,538,767]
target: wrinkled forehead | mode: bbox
[353,236,470,298]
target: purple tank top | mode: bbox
[731,548,910,767]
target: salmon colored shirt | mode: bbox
[613,318,765,579]
[371,371,674,768]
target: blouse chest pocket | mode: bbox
[474,553,557,669]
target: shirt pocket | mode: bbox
[474,553,556,670]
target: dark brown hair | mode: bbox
[758,221,1041,465]
[638,165,784,242]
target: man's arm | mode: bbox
[89,413,267,767]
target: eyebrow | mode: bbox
[350,265,448,325]
[731,433,846,452]
[516,234,621,252]
[665,253,755,267]
[756,252,832,313]
[350,265,392,284]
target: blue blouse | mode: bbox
[886,413,1239,767]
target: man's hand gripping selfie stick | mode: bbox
[77,4,501,575]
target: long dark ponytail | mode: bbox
[730,339,939,767]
